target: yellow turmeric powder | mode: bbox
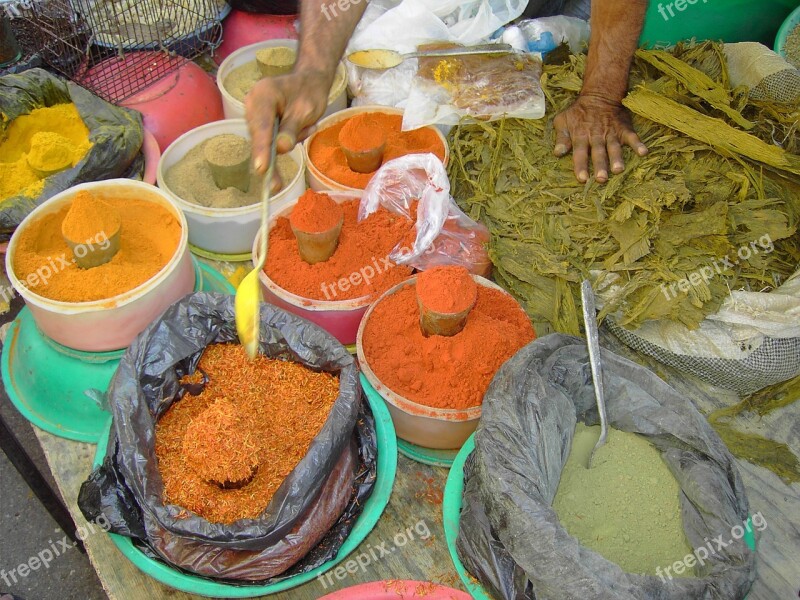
[13,191,181,303]
[61,190,121,244]
[0,103,93,200]
[27,132,74,175]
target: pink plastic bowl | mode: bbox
[214,10,298,65]
[79,52,224,151]
[320,581,471,599]
[5,180,194,352]
[141,129,160,185]
[253,191,370,346]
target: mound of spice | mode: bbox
[182,398,259,488]
[0,103,92,200]
[164,133,299,209]
[553,423,693,576]
[338,113,387,153]
[155,344,339,524]
[12,189,180,302]
[61,190,121,244]
[288,189,344,234]
[223,49,346,103]
[266,193,414,301]
[308,112,446,189]
[362,281,535,409]
[416,266,477,314]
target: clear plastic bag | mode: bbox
[402,49,545,129]
[360,153,492,276]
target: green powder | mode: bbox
[553,424,693,576]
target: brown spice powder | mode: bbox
[155,344,339,524]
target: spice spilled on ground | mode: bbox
[553,423,693,576]
[156,344,339,524]
[362,267,535,410]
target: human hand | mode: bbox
[245,69,332,186]
[553,94,647,184]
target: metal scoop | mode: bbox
[346,43,514,70]
[581,279,608,468]
[234,120,280,359]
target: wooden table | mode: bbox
[16,326,800,599]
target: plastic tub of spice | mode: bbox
[217,39,348,120]
[357,269,535,450]
[5,179,193,352]
[254,189,416,345]
[303,106,449,193]
[157,118,305,255]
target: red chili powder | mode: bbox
[266,199,414,301]
[337,113,387,152]
[288,190,344,234]
[362,284,535,410]
[416,266,477,314]
[308,113,446,189]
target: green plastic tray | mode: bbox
[1,260,234,443]
[360,374,463,468]
[90,373,397,597]
[443,434,758,600]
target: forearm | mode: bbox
[581,0,648,103]
[294,0,368,87]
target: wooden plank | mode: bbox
[33,429,461,599]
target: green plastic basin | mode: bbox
[442,434,758,600]
[88,372,397,597]
[1,259,234,443]
[640,0,797,47]
[775,4,800,57]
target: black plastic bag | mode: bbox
[79,292,377,582]
[457,333,756,600]
[0,68,143,239]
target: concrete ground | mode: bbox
[0,298,106,600]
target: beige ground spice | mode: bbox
[553,423,693,576]
[223,50,346,103]
[164,134,300,209]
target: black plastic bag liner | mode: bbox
[457,333,756,600]
[79,292,377,581]
[0,68,143,239]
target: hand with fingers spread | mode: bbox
[552,0,650,184]
[245,0,367,182]
[553,94,647,183]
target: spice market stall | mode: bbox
[1,4,800,600]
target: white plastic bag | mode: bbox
[360,153,492,275]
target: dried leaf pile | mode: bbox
[449,43,800,335]
[155,344,339,524]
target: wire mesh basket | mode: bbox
[17,0,227,103]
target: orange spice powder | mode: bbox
[266,199,414,301]
[308,113,446,188]
[337,113,387,152]
[61,190,121,243]
[288,190,344,234]
[12,191,180,302]
[362,284,535,410]
[155,344,339,524]
[416,266,478,314]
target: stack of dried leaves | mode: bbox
[449,42,800,336]
[155,344,339,524]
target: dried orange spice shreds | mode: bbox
[155,344,339,524]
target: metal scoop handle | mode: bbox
[581,279,608,467]
[404,43,514,60]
